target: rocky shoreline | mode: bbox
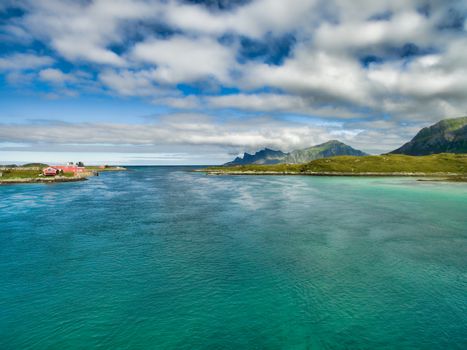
[197,169,464,177]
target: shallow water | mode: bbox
[1,167,466,349]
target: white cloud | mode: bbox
[99,69,161,96]
[207,93,304,110]
[205,93,366,118]
[155,95,202,109]
[240,49,372,106]
[5,71,36,85]
[20,0,158,65]
[39,68,74,84]
[163,0,319,38]
[0,23,33,44]
[132,35,236,84]
[314,10,433,53]
[0,53,53,70]
[53,39,125,66]
[368,61,467,99]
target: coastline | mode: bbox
[196,154,467,180]
[195,169,467,182]
[0,166,127,185]
[196,169,464,176]
[0,176,87,185]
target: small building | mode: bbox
[52,165,85,174]
[43,167,59,176]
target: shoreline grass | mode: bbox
[200,153,467,176]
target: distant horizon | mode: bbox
[1,137,378,166]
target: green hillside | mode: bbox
[390,116,467,155]
[205,153,467,175]
[22,163,49,168]
[284,140,367,163]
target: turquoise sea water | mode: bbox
[1,167,466,349]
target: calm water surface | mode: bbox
[1,167,466,349]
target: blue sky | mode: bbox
[1,0,466,164]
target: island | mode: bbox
[205,116,467,182]
[0,164,126,184]
[198,153,467,181]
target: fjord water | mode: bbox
[1,167,466,349]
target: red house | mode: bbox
[52,165,85,174]
[43,167,59,176]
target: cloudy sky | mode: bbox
[1,0,466,164]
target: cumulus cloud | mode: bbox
[0,53,53,71]
[39,68,75,84]
[162,0,319,37]
[239,50,372,106]
[314,10,433,53]
[205,93,367,118]
[132,35,236,84]
[99,69,162,96]
[18,0,159,65]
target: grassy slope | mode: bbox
[0,169,43,179]
[284,140,366,163]
[1,169,76,179]
[206,154,467,174]
[284,145,328,163]
[0,165,124,182]
[439,116,467,131]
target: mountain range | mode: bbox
[224,148,288,166]
[225,140,367,166]
[225,117,467,166]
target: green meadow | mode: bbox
[205,153,467,175]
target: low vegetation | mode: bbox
[0,169,76,180]
[204,153,467,175]
[0,164,126,184]
[21,163,49,168]
[0,169,42,179]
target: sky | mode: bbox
[1,0,467,165]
